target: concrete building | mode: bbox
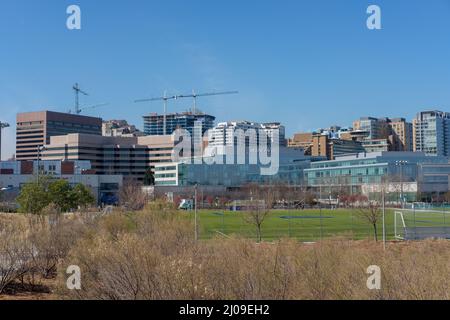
[261,122,287,147]
[413,110,450,156]
[289,130,365,159]
[0,160,123,205]
[102,120,144,137]
[288,132,313,153]
[352,117,413,153]
[42,134,175,181]
[390,118,413,151]
[208,120,286,147]
[143,111,215,136]
[310,135,364,160]
[16,111,102,161]
[361,138,391,153]
[353,117,391,140]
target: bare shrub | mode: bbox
[59,226,450,300]
[0,215,33,294]
[2,206,450,300]
[99,212,137,241]
[119,181,148,211]
[28,216,88,279]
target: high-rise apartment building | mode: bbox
[208,121,286,147]
[16,111,102,160]
[413,110,450,156]
[352,116,413,152]
[352,117,391,139]
[390,118,413,151]
[261,122,287,147]
[143,111,215,136]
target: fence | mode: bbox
[192,208,403,242]
[395,207,450,240]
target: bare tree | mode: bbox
[242,184,274,242]
[119,180,148,211]
[0,215,32,294]
[356,200,382,241]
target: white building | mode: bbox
[208,120,286,147]
[0,160,123,205]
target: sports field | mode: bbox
[186,208,450,241]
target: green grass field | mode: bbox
[184,208,450,242]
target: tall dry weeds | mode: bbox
[1,207,449,300]
[58,207,450,300]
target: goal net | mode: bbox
[395,208,450,240]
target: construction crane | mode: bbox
[0,122,10,161]
[178,90,239,114]
[134,91,179,135]
[73,83,89,115]
[134,90,238,135]
[69,102,109,115]
[70,83,108,115]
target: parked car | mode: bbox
[179,199,194,210]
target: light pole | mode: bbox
[74,165,85,185]
[382,184,386,250]
[194,183,198,241]
[395,160,408,209]
[36,146,47,185]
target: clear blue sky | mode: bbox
[1,0,450,159]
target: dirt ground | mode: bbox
[0,278,58,300]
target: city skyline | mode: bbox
[2,0,450,159]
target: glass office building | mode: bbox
[154,147,310,187]
[304,151,450,200]
[413,110,450,156]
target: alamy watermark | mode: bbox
[65,5,381,31]
[367,5,382,30]
[66,265,81,290]
[366,265,381,290]
[66,5,81,30]
[172,122,280,176]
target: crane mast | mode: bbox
[0,122,10,161]
[135,90,238,135]
[73,83,89,115]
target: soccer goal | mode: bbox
[395,209,450,240]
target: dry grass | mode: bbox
[0,207,449,300]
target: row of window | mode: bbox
[307,167,388,178]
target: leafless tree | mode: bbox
[0,215,32,294]
[241,184,274,242]
[356,201,382,241]
[119,180,148,211]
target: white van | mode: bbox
[179,199,194,210]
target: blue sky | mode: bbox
[1,0,450,159]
